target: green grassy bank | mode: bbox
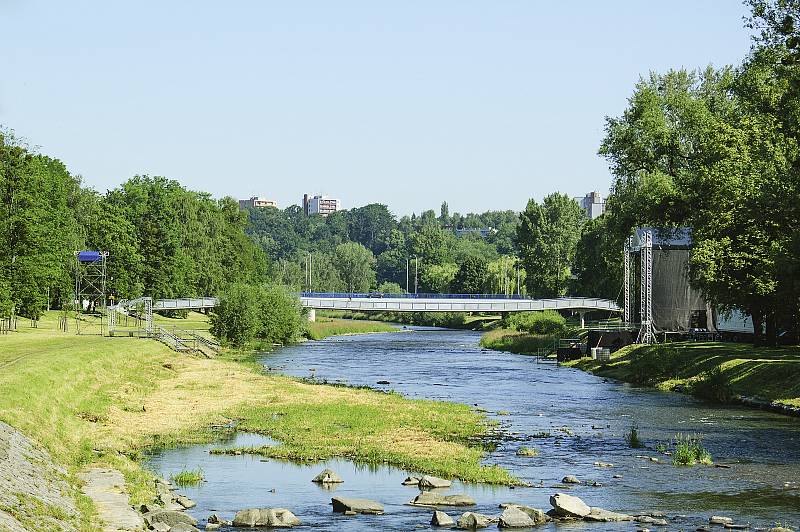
[304,316,398,340]
[318,309,500,330]
[0,312,516,528]
[479,328,559,354]
[567,342,800,409]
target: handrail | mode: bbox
[299,292,617,302]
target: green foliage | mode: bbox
[516,193,586,298]
[170,467,204,486]
[479,329,558,354]
[211,283,303,347]
[377,281,403,294]
[420,263,457,293]
[672,434,713,466]
[505,310,566,335]
[452,256,489,294]
[516,446,539,457]
[333,242,376,292]
[625,425,644,448]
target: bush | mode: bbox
[211,283,303,347]
[506,310,566,335]
[672,434,713,466]
[625,424,644,448]
[377,282,404,294]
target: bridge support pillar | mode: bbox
[306,308,316,323]
[579,311,586,329]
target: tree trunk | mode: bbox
[765,310,778,347]
[751,311,764,346]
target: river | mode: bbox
[146,328,800,530]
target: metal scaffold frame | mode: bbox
[636,230,656,344]
[74,251,109,335]
[623,236,632,324]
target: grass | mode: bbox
[479,329,558,355]
[304,317,398,340]
[625,425,645,448]
[672,434,713,466]
[516,446,539,457]
[170,467,204,486]
[0,311,518,526]
[568,341,800,408]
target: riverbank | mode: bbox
[0,312,516,528]
[305,316,398,340]
[318,309,499,330]
[567,341,800,412]
[479,328,558,354]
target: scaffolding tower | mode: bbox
[635,231,656,344]
[623,235,632,325]
[74,251,108,335]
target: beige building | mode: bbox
[239,196,278,209]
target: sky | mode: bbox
[1,1,754,216]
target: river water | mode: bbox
[146,328,800,530]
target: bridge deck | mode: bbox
[299,294,620,313]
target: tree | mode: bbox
[487,256,525,295]
[345,203,395,255]
[571,215,621,300]
[420,263,457,293]
[333,242,376,292]
[210,282,261,346]
[452,256,489,294]
[439,201,450,226]
[516,193,585,298]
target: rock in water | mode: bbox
[402,476,421,485]
[418,475,452,489]
[175,495,196,509]
[142,510,198,529]
[331,497,384,515]
[456,512,491,529]
[710,516,734,525]
[499,504,548,524]
[410,492,476,507]
[561,475,581,484]
[549,493,591,518]
[311,468,344,484]
[170,524,199,532]
[498,506,537,527]
[231,508,301,527]
[431,510,456,526]
[585,507,633,522]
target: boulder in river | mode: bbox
[312,468,344,484]
[431,510,455,526]
[498,506,537,528]
[561,475,581,484]
[549,493,591,518]
[456,512,491,529]
[585,507,633,522]
[143,510,198,529]
[175,495,196,509]
[232,508,300,527]
[710,516,734,525]
[418,475,452,489]
[410,491,476,507]
[635,515,668,526]
[331,496,384,515]
[498,504,548,524]
[402,476,421,486]
[169,524,199,532]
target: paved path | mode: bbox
[78,468,144,531]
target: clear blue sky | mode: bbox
[1,1,753,215]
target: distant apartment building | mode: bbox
[303,194,341,216]
[455,227,496,238]
[578,191,606,220]
[239,196,278,209]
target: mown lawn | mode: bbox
[569,341,800,407]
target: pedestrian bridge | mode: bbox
[299,292,621,316]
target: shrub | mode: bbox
[692,366,733,403]
[211,283,303,347]
[377,281,404,294]
[672,434,712,466]
[506,310,566,335]
[171,467,204,486]
[625,424,644,448]
[516,446,539,457]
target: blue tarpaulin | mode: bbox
[77,251,102,262]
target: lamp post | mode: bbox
[414,256,419,295]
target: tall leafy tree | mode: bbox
[516,193,585,298]
[333,242,376,292]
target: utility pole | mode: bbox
[414,257,419,295]
[406,258,409,294]
[516,261,521,296]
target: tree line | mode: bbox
[0,130,267,320]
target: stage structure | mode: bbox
[74,251,108,335]
[623,228,714,344]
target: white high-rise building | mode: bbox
[579,191,606,220]
[303,194,341,216]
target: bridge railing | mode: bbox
[301,292,527,300]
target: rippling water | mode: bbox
[145,327,800,530]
